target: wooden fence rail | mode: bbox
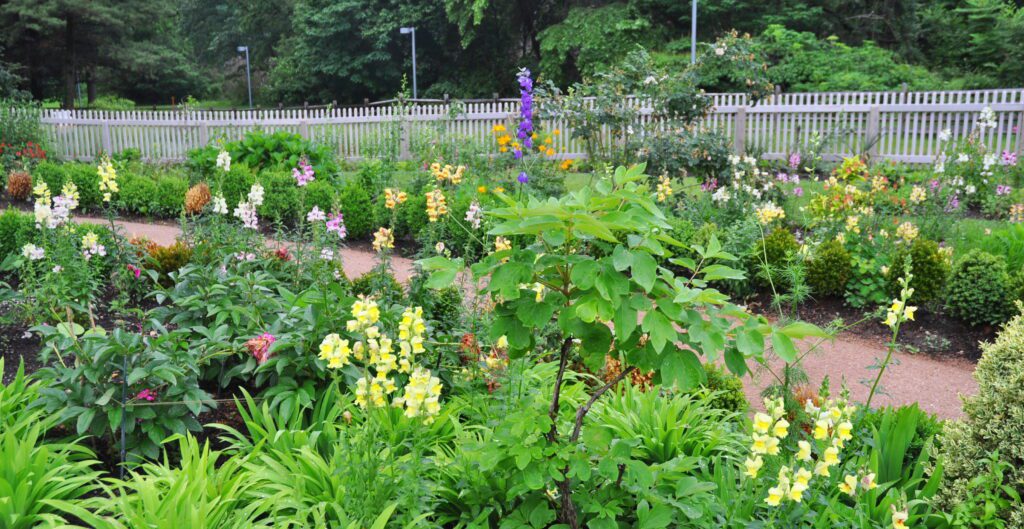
[33,89,1024,165]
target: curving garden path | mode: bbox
[75,216,978,419]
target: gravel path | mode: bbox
[77,216,978,419]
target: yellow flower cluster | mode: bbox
[33,182,51,206]
[494,236,511,253]
[384,188,408,209]
[560,159,574,171]
[393,366,442,422]
[426,189,448,222]
[656,175,673,203]
[749,396,858,507]
[909,185,927,204]
[884,296,916,329]
[430,162,466,185]
[318,297,442,422]
[1010,203,1024,223]
[755,203,786,225]
[372,227,394,252]
[845,215,860,234]
[895,221,918,243]
[97,157,118,202]
[62,182,80,205]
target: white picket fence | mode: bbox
[35,89,1024,164]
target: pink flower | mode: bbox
[292,157,316,187]
[1002,151,1018,166]
[326,213,347,240]
[792,187,803,197]
[127,264,141,279]
[788,152,801,170]
[246,333,276,364]
[136,389,157,402]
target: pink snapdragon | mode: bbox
[326,213,347,240]
[292,158,315,187]
[1003,151,1018,166]
[127,264,141,279]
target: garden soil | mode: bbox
[56,216,980,419]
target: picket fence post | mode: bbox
[734,107,747,155]
[866,106,881,162]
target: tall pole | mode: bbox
[410,28,418,100]
[238,46,253,109]
[691,0,697,64]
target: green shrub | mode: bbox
[117,171,159,215]
[409,272,463,333]
[0,208,34,260]
[751,227,799,288]
[807,240,852,297]
[216,165,256,210]
[338,181,374,240]
[692,363,748,413]
[350,269,405,306]
[398,192,429,240]
[945,249,1014,327]
[887,238,949,304]
[936,304,1024,525]
[303,179,337,212]
[152,175,187,217]
[258,171,301,226]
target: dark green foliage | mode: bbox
[945,249,1014,327]
[408,272,464,334]
[153,176,188,217]
[117,172,160,215]
[217,165,257,210]
[258,171,301,226]
[807,240,852,297]
[350,269,405,306]
[639,127,732,181]
[338,181,374,240]
[303,180,337,212]
[751,228,799,288]
[888,239,949,305]
[0,208,34,260]
[538,4,664,86]
[691,363,747,413]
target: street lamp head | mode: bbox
[399,27,414,34]
[237,46,248,53]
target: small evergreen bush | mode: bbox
[945,249,1014,326]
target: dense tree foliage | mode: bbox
[0,0,1020,106]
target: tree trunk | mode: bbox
[87,69,97,104]
[63,16,76,109]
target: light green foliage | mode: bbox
[945,249,1014,327]
[420,164,826,524]
[806,239,852,297]
[0,359,103,529]
[0,207,34,260]
[937,305,1024,525]
[755,25,944,91]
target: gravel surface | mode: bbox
[75,216,979,418]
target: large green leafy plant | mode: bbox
[421,164,824,527]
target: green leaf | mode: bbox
[77,408,96,434]
[631,252,658,293]
[614,302,638,342]
[611,245,634,271]
[779,321,830,340]
[661,349,704,390]
[724,347,748,377]
[642,310,675,352]
[701,264,746,281]
[735,328,764,358]
[94,388,116,407]
[771,332,799,363]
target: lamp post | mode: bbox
[691,0,697,64]
[237,45,253,109]
[399,27,417,99]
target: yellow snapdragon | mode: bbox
[97,156,118,202]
